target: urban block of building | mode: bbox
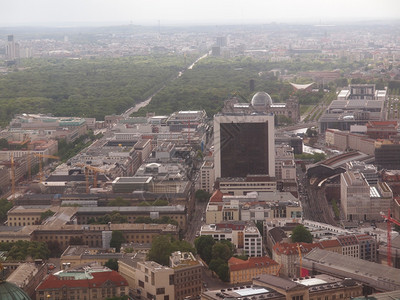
[228,256,279,284]
[36,265,129,300]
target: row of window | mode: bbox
[9,216,40,221]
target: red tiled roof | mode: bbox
[318,239,340,249]
[273,242,319,255]
[228,256,278,272]
[216,223,245,230]
[36,270,128,290]
[209,190,224,202]
[367,121,398,127]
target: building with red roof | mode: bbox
[228,256,279,284]
[36,265,128,300]
[366,121,398,139]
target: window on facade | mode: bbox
[139,280,144,288]
[156,288,165,295]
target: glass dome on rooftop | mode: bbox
[0,281,31,300]
[251,92,273,107]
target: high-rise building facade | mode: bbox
[6,35,19,61]
[214,114,275,178]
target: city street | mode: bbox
[185,199,208,244]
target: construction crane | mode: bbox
[33,154,60,182]
[297,243,303,276]
[381,209,400,267]
[232,91,249,103]
[75,163,106,193]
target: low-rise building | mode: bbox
[216,176,277,196]
[200,222,263,257]
[60,245,146,268]
[228,256,279,284]
[76,205,187,230]
[202,274,363,300]
[35,265,129,300]
[7,262,47,300]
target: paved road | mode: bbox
[121,53,208,119]
[185,200,208,244]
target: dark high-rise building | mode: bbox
[214,114,275,178]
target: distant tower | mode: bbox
[249,79,255,92]
[6,35,19,62]
[216,36,227,47]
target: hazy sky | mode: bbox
[1,0,399,26]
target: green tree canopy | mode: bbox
[108,197,131,206]
[87,211,128,224]
[5,241,50,261]
[134,216,178,226]
[110,230,126,252]
[212,242,233,261]
[195,189,211,202]
[148,235,196,266]
[291,225,313,243]
[194,235,216,264]
[0,198,13,223]
[40,209,55,221]
[105,258,119,271]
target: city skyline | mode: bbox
[1,0,399,27]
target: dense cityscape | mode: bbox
[0,3,400,300]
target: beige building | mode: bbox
[0,223,178,251]
[228,256,279,284]
[136,261,175,300]
[60,245,146,268]
[200,160,215,193]
[275,144,296,181]
[341,170,393,221]
[217,176,277,196]
[118,258,139,292]
[325,129,375,155]
[7,262,47,300]
[170,251,202,300]
[206,200,240,224]
[7,206,60,227]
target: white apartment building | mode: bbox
[200,160,215,193]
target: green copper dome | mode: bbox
[0,281,31,300]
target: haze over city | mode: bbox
[1,0,400,299]
[1,0,400,26]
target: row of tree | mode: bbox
[194,235,234,282]
[0,55,192,126]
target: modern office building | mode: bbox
[214,114,275,178]
[341,170,393,221]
